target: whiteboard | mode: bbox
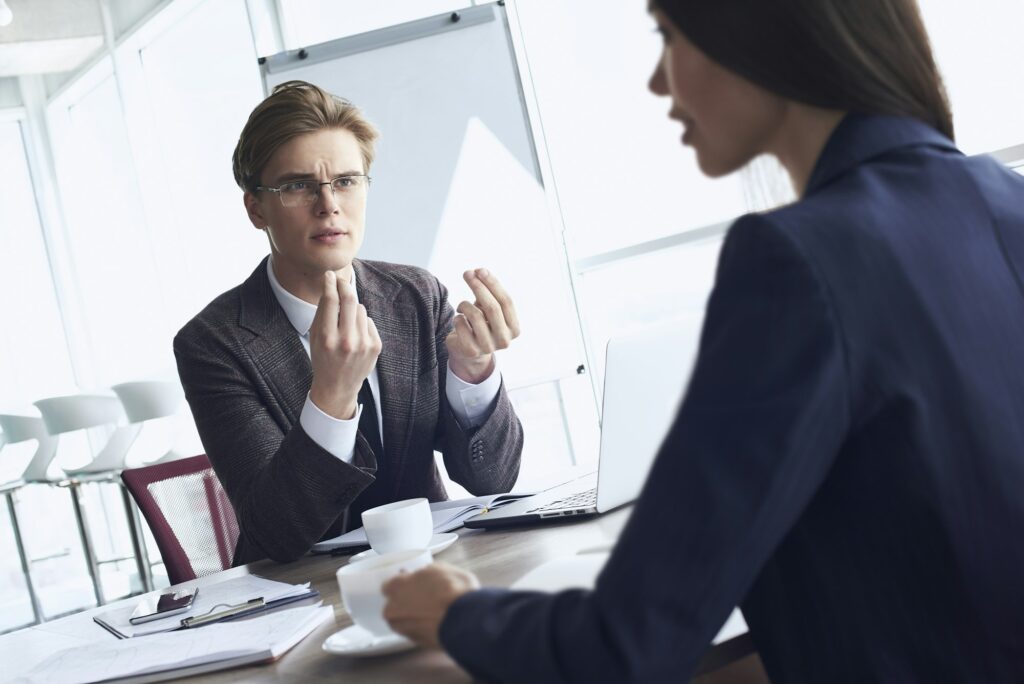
[261,3,582,389]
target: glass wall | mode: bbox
[0,118,96,627]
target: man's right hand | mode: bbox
[308,270,382,419]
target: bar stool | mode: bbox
[109,380,185,588]
[111,380,185,466]
[0,414,60,625]
[33,394,148,604]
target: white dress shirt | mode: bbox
[266,258,502,464]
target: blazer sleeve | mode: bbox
[430,276,523,495]
[173,328,376,564]
[437,214,851,682]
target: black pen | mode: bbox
[330,544,371,557]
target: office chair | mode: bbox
[121,455,239,585]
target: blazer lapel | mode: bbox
[354,260,422,490]
[237,257,313,426]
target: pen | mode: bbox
[180,597,265,629]
[330,544,371,557]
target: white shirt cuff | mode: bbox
[445,360,502,428]
[299,393,362,464]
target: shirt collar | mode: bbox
[266,257,358,337]
[805,113,960,196]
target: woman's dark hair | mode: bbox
[654,0,954,140]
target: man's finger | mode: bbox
[451,315,482,357]
[312,271,340,343]
[475,268,521,338]
[466,273,513,348]
[456,302,494,354]
[336,278,359,343]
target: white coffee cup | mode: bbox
[361,497,433,554]
[336,548,433,637]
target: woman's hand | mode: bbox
[382,562,481,649]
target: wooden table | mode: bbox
[2,508,753,682]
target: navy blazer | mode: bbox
[438,114,1024,682]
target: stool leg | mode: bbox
[66,482,104,606]
[6,491,43,625]
[119,484,153,593]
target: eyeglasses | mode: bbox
[256,174,372,208]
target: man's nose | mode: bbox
[316,182,340,212]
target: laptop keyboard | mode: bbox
[527,487,597,514]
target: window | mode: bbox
[0,116,95,625]
[47,64,166,386]
[118,0,268,339]
[918,0,1024,154]
[0,119,76,408]
[512,0,748,261]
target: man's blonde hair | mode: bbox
[232,80,380,193]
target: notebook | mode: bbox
[24,605,332,684]
[309,492,533,553]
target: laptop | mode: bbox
[465,312,704,529]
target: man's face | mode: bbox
[244,128,368,282]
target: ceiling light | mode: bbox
[0,0,13,28]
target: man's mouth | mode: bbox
[312,229,347,242]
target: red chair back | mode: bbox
[121,455,239,585]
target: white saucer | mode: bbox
[349,532,458,563]
[323,624,416,657]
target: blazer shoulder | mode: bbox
[174,283,245,350]
[356,259,445,306]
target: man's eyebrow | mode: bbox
[272,170,363,184]
[272,171,317,184]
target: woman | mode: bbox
[382,1,1024,682]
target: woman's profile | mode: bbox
[381,1,1024,681]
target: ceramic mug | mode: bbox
[336,548,433,637]
[361,497,433,554]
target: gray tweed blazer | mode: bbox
[174,257,523,565]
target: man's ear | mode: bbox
[243,191,267,230]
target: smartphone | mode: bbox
[129,588,199,624]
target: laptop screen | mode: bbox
[595,312,704,513]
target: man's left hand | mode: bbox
[382,562,481,649]
[446,268,521,383]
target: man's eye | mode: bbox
[333,177,356,189]
[282,181,313,193]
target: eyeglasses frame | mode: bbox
[256,174,372,207]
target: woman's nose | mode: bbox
[649,61,668,96]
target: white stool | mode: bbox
[0,414,60,625]
[33,395,148,604]
[111,380,186,589]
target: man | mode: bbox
[174,81,523,565]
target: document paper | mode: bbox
[19,605,332,684]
